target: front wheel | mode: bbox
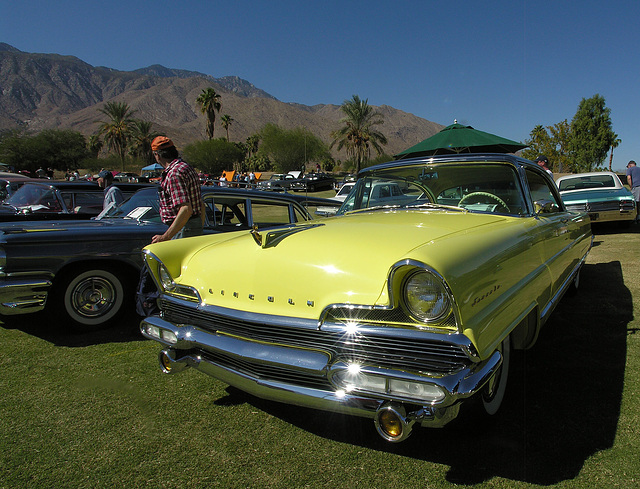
[54,267,129,331]
[480,335,511,416]
[566,266,581,296]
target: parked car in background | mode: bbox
[331,182,355,202]
[335,180,411,213]
[0,181,153,221]
[0,186,319,331]
[291,173,337,192]
[113,172,140,183]
[139,154,592,442]
[556,172,637,226]
[257,173,303,191]
[140,171,162,183]
[334,173,357,191]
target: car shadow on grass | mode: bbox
[216,260,630,485]
[0,310,144,347]
[591,221,640,235]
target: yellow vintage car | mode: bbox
[140,154,592,442]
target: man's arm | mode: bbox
[628,174,633,187]
[152,203,193,243]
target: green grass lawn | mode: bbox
[1,223,638,488]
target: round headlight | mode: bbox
[404,270,451,321]
[158,264,175,291]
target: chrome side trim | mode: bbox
[540,235,592,324]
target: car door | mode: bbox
[525,168,577,309]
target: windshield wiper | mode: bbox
[403,202,467,212]
[2,203,19,213]
[347,202,467,214]
[346,204,403,214]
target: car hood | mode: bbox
[153,209,510,319]
[0,218,164,242]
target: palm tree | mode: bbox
[96,101,137,170]
[608,134,621,171]
[196,88,222,139]
[220,114,234,141]
[246,134,260,158]
[88,134,103,159]
[330,95,387,173]
[130,120,159,166]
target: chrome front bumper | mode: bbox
[0,278,51,315]
[141,315,503,427]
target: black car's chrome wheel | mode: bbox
[60,268,125,328]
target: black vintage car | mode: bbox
[0,181,153,221]
[0,186,327,331]
[290,172,337,192]
[256,173,303,191]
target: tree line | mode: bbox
[0,91,619,176]
[522,94,618,173]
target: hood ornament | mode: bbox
[262,223,325,248]
[249,223,325,248]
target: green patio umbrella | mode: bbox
[395,122,528,159]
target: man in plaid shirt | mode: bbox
[150,136,205,243]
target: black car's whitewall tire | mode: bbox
[59,267,126,329]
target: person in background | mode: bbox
[535,155,553,177]
[626,160,640,223]
[150,136,204,243]
[97,170,124,210]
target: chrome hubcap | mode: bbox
[71,277,116,318]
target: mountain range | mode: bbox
[0,42,444,158]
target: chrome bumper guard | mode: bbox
[141,316,502,427]
[0,278,51,315]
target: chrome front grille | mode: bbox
[199,349,332,389]
[161,299,471,375]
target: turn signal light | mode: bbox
[378,410,403,438]
[374,403,414,442]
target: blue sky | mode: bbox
[3,0,639,170]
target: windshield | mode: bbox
[558,174,616,191]
[4,184,64,211]
[338,161,526,216]
[98,188,161,222]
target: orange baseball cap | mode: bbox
[151,136,175,151]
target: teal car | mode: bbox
[556,172,637,225]
[140,154,592,442]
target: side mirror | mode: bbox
[534,199,559,214]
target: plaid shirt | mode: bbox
[159,159,203,224]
